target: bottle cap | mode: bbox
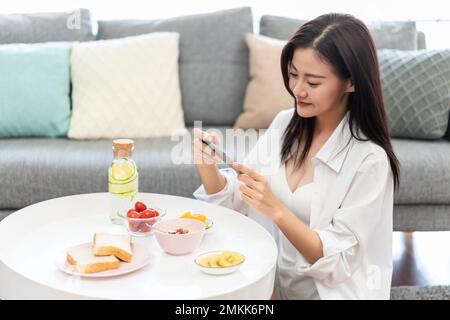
[112,139,134,158]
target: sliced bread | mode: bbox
[93,233,133,262]
[67,245,120,273]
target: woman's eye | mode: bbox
[308,82,320,87]
[289,72,298,78]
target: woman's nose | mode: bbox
[292,82,307,98]
[293,88,307,99]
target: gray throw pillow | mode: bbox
[0,9,94,44]
[445,106,450,141]
[379,49,450,139]
[259,15,307,40]
[368,21,418,51]
[259,15,419,50]
[97,7,253,126]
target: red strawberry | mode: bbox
[127,209,139,218]
[134,201,147,213]
[139,222,151,233]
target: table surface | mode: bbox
[0,193,278,299]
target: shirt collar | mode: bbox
[311,111,355,173]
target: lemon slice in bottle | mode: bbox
[111,161,136,181]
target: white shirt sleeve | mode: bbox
[192,167,248,213]
[295,153,393,286]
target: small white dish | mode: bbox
[179,216,214,231]
[194,250,245,275]
[205,218,214,230]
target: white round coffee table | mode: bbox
[0,193,277,300]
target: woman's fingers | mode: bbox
[192,128,222,164]
[233,162,265,182]
[239,184,260,200]
[193,139,217,159]
[208,131,219,145]
[240,191,259,208]
[192,128,220,145]
[192,139,222,165]
[237,174,262,191]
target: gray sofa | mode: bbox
[0,7,449,299]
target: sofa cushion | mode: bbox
[259,15,307,41]
[417,31,427,50]
[0,137,196,209]
[0,42,72,137]
[97,7,253,127]
[0,9,94,44]
[445,114,450,141]
[379,49,450,139]
[233,33,292,129]
[367,21,418,51]
[394,205,450,232]
[259,15,421,50]
[1,132,449,210]
[0,126,251,209]
[233,31,450,138]
[68,32,186,139]
[392,138,450,204]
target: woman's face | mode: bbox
[288,47,354,119]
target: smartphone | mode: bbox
[200,137,242,174]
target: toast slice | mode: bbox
[93,232,133,262]
[67,245,120,273]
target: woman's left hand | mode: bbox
[232,162,285,221]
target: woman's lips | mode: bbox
[297,101,312,108]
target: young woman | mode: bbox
[192,13,400,300]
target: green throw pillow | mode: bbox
[378,49,450,139]
[0,42,72,137]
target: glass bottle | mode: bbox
[108,139,139,224]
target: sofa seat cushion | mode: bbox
[0,135,200,209]
[1,134,449,209]
[392,139,450,204]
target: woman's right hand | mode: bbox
[192,128,222,166]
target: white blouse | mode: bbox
[271,162,319,300]
[193,108,394,300]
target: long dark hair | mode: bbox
[280,13,400,192]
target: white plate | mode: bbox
[194,250,245,275]
[56,242,150,278]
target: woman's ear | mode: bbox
[345,79,355,93]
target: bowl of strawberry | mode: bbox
[124,201,166,237]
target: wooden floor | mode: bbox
[392,231,450,286]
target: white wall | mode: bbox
[1,0,449,48]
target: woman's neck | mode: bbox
[314,107,347,139]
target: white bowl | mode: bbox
[194,250,245,275]
[153,218,205,256]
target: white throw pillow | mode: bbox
[68,32,187,139]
